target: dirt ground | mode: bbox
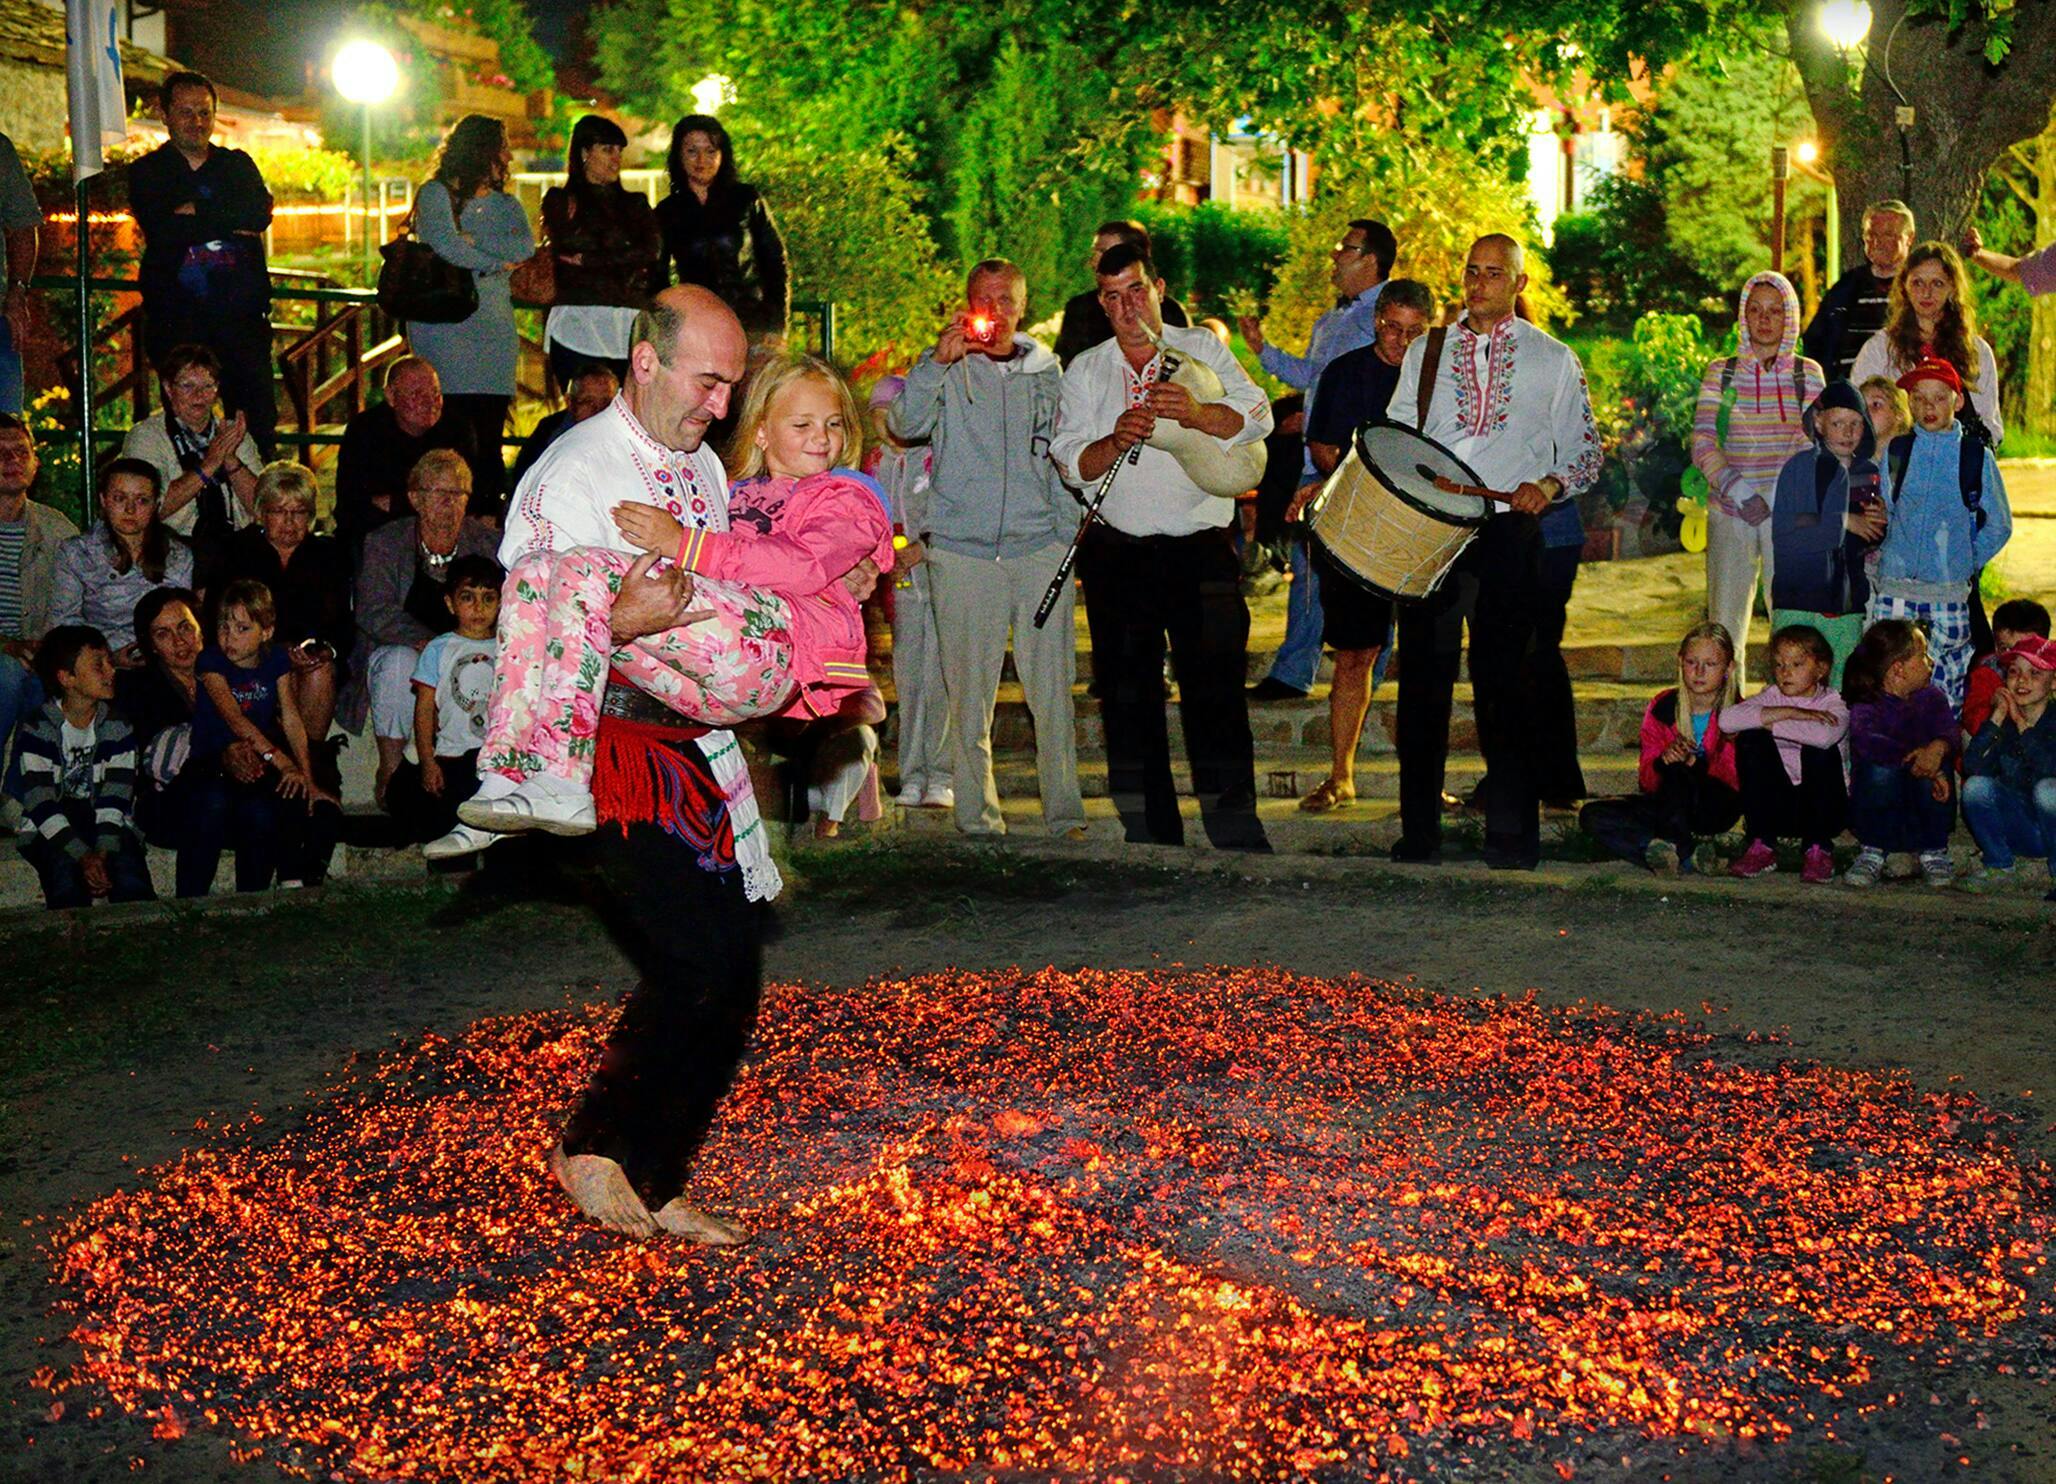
[2,837,2053,1482]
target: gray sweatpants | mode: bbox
[889,563,951,794]
[927,542,1085,835]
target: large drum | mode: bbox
[1306,420,1490,600]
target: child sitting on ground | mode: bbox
[196,579,342,890]
[1770,383,1884,686]
[1872,359,2011,708]
[1721,624,1849,883]
[1579,621,1740,876]
[15,625,154,908]
[1960,634,2056,899]
[465,354,895,837]
[1962,598,2050,742]
[381,554,505,858]
[1842,617,1958,889]
[863,373,950,810]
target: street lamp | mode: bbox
[1817,0,1873,49]
[1792,139,1841,282]
[334,40,400,281]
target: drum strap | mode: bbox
[1415,327,1448,432]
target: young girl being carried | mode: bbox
[1841,618,1958,889]
[463,354,895,836]
[1721,624,1849,883]
[1579,621,1741,876]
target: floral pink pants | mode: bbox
[480,548,797,787]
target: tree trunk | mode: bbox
[1786,0,2056,265]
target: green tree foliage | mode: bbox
[941,38,1141,323]
[750,136,958,369]
[1547,176,1720,323]
[1132,203,1290,316]
[1636,39,1825,294]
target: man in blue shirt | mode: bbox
[1239,219,1396,699]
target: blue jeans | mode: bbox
[0,316,22,415]
[0,654,42,798]
[1264,531,1324,692]
[1961,774,2056,869]
[1849,760,1955,853]
[18,805,156,909]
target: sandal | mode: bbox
[1298,777,1357,813]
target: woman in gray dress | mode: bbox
[406,114,535,521]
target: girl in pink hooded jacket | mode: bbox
[467,357,893,836]
[1691,271,1826,677]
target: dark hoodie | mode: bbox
[1771,380,1881,615]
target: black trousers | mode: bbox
[442,393,511,521]
[1077,524,1268,850]
[1734,729,1847,850]
[147,312,278,461]
[559,822,767,1209]
[1394,545,1481,851]
[1580,764,1740,866]
[383,749,481,843]
[1531,543,1586,803]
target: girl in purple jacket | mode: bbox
[1842,618,1958,888]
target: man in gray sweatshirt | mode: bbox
[889,259,1086,837]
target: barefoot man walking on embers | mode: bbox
[503,285,796,1243]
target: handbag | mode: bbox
[509,245,556,307]
[376,188,480,325]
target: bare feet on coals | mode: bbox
[654,1198,751,1246]
[546,1143,658,1238]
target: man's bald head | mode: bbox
[1471,233,1525,275]
[626,286,750,451]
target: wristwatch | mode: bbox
[261,749,277,765]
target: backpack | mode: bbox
[1883,432,1986,531]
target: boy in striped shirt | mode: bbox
[15,625,154,907]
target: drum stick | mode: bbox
[1428,470,1514,507]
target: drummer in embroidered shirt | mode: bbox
[1386,233,1602,869]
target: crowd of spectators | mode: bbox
[3,66,2051,911]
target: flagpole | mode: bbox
[74,174,93,486]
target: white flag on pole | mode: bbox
[65,0,129,182]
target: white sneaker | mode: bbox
[425,823,503,860]
[919,783,955,808]
[895,781,925,806]
[458,778,597,836]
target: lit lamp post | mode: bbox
[1771,143,1790,274]
[333,40,400,281]
[1793,139,1840,283]
[1815,0,1913,200]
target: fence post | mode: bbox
[73,177,94,483]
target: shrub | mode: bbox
[750,135,957,371]
[1543,175,1717,323]
[1134,202,1289,316]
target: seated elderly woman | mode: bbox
[51,458,195,661]
[345,448,500,804]
[217,462,353,779]
[117,343,263,589]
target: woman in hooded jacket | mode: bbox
[1690,271,1826,678]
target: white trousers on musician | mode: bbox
[926,542,1086,836]
[1705,507,1776,680]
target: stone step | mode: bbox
[954,749,1645,803]
[879,680,1654,760]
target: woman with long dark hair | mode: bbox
[542,114,663,388]
[407,114,536,517]
[1851,241,2002,447]
[654,114,789,341]
[51,458,194,659]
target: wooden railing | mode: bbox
[34,275,838,461]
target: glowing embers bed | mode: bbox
[42,969,2056,1480]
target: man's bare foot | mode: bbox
[546,1144,658,1237]
[653,1198,750,1246]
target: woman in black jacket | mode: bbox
[653,114,789,341]
[542,114,664,387]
